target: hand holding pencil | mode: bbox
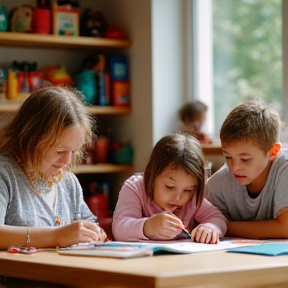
[163,212,220,243]
[143,211,188,240]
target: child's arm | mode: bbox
[112,182,149,241]
[0,221,104,249]
[112,177,186,241]
[227,208,288,239]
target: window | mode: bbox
[193,0,282,138]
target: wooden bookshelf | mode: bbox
[0,101,131,115]
[0,32,133,175]
[73,164,133,174]
[0,32,131,50]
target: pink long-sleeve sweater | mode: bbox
[112,174,227,241]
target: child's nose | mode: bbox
[231,160,242,172]
[171,191,181,202]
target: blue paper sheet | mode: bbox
[227,243,288,256]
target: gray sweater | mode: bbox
[0,154,95,227]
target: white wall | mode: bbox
[151,0,188,144]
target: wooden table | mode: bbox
[1,249,288,288]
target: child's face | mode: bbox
[153,165,198,213]
[184,115,205,133]
[222,140,272,192]
[40,125,85,178]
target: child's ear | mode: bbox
[269,143,282,160]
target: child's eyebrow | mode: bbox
[222,150,252,157]
[238,153,252,156]
[185,185,197,189]
[56,146,67,151]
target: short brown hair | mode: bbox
[179,101,208,122]
[220,99,280,153]
[144,132,206,207]
[0,86,95,179]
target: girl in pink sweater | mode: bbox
[112,133,227,244]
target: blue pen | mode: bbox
[163,211,191,239]
[179,228,191,239]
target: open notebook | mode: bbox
[57,239,261,259]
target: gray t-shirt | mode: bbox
[206,150,288,221]
[0,154,95,226]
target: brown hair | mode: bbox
[220,99,280,153]
[0,86,95,180]
[179,100,208,122]
[144,132,206,207]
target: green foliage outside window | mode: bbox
[213,0,282,134]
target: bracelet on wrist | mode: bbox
[25,228,30,246]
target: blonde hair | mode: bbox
[0,86,96,180]
[144,132,206,208]
[220,99,280,153]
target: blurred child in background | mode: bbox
[179,100,212,144]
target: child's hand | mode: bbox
[143,212,184,240]
[191,224,219,244]
[55,220,106,247]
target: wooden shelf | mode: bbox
[73,164,133,174]
[0,32,131,50]
[87,105,131,115]
[0,101,131,115]
[201,144,223,155]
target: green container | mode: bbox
[75,70,97,105]
[0,6,8,32]
[111,145,133,165]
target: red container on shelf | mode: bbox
[32,8,51,34]
[94,136,109,163]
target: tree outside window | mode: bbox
[195,0,282,137]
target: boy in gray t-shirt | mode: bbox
[206,99,288,239]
